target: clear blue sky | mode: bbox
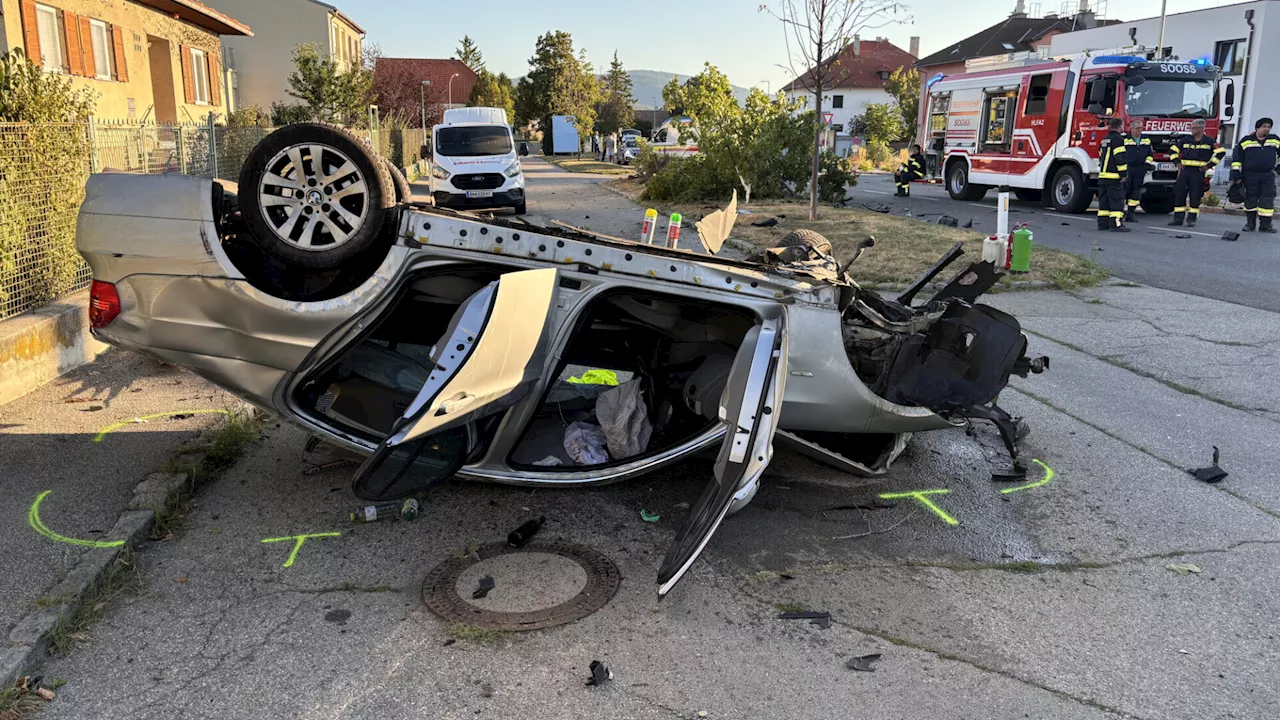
[354,0,1245,93]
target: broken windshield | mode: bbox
[1126,79,1215,118]
[436,126,513,157]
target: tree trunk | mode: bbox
[809,83,823,221]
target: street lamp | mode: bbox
[448,72,460,107]
[420,80,432,129]
[760,80,771,95]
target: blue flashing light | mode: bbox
[1191,57,1211,66]
[1091,55,1147,65]
[927,73,944,88]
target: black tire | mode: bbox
[1139,193,1175,214]
[947,162,987,201]
[239,123,395,270]
[778,228,833,256]
[1013,188,1043,202]
[1049,164,1093,214]
[385,159,411,205]
[513,200,527,215]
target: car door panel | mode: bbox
[656,312,788,596]
[352,268,559,500]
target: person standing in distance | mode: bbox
[1231,117,1280,233]
[1122,119,1155,223]
[1168,119,1225,227]
[1097,117,1130,233]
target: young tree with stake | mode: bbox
[763,1,909,219]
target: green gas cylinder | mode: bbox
[1010,227,1033,273]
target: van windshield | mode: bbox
[1126,79,1215,118]
[436,126,513,157]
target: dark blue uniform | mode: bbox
[1231,132,1280,232]
[1168,133,1225,226]
[1097,130,1129,232]
[895,153,926,196]
[1122,135,1154,221]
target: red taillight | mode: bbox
[89,280,121,329]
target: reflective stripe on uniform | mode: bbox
[1099,172,1120,179]
[1261,208,1276,217]
[1174,206,1187,212]
[1188,207,1200,214]
[1127,199,1140,207]
[1232,162,1243,169]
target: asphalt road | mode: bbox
[846,173,1280,313]
[29,165,1280,720]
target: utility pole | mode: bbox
[448,72,460,107]
[1157,0,1168,59]
[420,80,432,129]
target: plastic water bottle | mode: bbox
[351,498,419,523]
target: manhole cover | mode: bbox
[422,542,621,631]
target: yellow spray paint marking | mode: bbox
[261,532,341,568]
[1000,459,1055,495]
[93,409,230,443]
[879,489,959,526]
[28,490,125,549]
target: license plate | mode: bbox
[465,190,493,199]
[1156,162,1177,172]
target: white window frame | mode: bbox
[35,4,65,73]
[190,47,210,105]
[89,19,114,80]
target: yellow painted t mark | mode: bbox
[1000,459,1055,495]
[879,489,959,526]
[93,409,230,443]
[261,532,341,568]
[28,490,126,549]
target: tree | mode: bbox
[858,102,904,145]
[469,70,516,122]
[884,65,920,139]
[764,0,908,219]
[455,35,485,73]
[594,51,635,136]
[286,42,373,125]
[516,32,599,154]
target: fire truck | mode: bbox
[921,48,1236,215]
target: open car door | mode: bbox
[656,313,788,596]
[351,268,558,501]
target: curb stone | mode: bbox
[1,405,254,686]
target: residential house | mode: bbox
[0,0,251,122]
[201,0,364,113]
[373,58,478,128]
[782,36,920,155]
[914,1,1118,139]
[1050,0,1278,153]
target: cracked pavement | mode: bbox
[28,174,1280,720]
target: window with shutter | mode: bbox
[62,10,83,76]
[209,54,221,107]
[180,44,195,103]
[35,4,64,72]
[78,16,96,78]
[111,24,128,81]
[191,47,210,104]
[20,0,42,66]
[90,20,113,80]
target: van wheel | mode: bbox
[239,123,395,270]
[1050,165,1093,214]
[1013,189,1042,202]
[947,163,987,201]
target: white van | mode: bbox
[426,107,528,214]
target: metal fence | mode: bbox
[1,117,427,322]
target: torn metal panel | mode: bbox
[776,430,911,477]
[695,189,738,254]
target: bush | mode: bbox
[1203,191,1221,207]
[226,105,271,128]
[270,102,313,126]
[864,140,892,166]
[817,151,856,203]
[0,50,95,316]
[641,155,732,203]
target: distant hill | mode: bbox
[628,70,752,109]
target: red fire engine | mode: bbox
[920,48,1236,214]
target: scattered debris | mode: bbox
[862,202,891,214]
[1187,446,1228,484]
[963,219,974,228]
[640,510,661,523]
[846,653,882,672]
[303,459,356,476]
[832,512,915,540]
[585,660,613,687]
[1175,233,1192,239]
[1222,230,1240,242]
[826,499,897,511]
[507,517,546,547]
[443,638,456,646]
[1061,222,1071,226]
[777,610,831,629]
[1166,563,1203,575]
[991,463,1029,483]
[751,217,779,228]
[472,575,496,599]
[936,215,959,228]
[674,501,690,510]
[81,405,105,413]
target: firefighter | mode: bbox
[1168,119,1226,227]
[1097,117,1130,233]
[1230,117,1280,233]
[894,145,926,196]
[1122,119,1155,223]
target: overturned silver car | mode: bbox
[77,123,1046,595]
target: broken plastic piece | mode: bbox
[508,516,546,547]
[1166,563,1202,575]
[936,215,959,227]
[846,653,882,672]
[1175,233,1192,239]
[472,575,496,599]
[1222,230,1240,242]
[640,510,661,522]
[1187,446,1228,484]
[862,202,891,214]
[778,610,831,629]
[586,660,613,687]
[991,462,1028,483]
[751,217,779,228]
[963,219,974,228]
